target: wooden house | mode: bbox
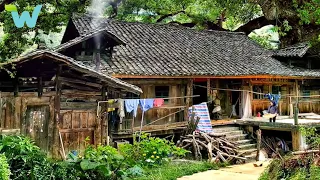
[0,50,141,157]
[56,14,320,140]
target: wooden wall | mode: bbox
[122,79,187,129]
[0,91,100,157]
[249,78,320,116]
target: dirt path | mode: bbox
[178,161,270,180]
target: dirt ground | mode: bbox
[178,160,270,180]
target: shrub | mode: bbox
[64,144,133,180]
[0,135,54,179]
[119,133,189,167]
[0,154,10,180]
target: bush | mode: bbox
[64,144,134,180]
[0,154,10,180]
[119,133,189,167]
[0,135,54,179]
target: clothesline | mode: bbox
[97,95,200,117]
[193,84,318,98]
[105,95,201,101]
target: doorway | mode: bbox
[193,80,207,105]
[231,91,240,117]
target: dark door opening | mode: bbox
[231,91,240,117]
[193,81,207,105]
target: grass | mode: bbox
[134,160,226,180]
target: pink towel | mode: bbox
[154,98,164,107]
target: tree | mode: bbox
[0,0,90,62]
[105,0,320,47]
[0,0,319,61]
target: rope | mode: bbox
[144,108,185,126]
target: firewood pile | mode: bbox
[261,136,290,159]
[177,131,247,164]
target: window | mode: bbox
[155,86,169,103]
[125,92,140,99]
[302,90,311,99]
[272,86,281,95]
[253,86,263,99]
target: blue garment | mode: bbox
[139,99,154,112]
[268,105,278,114]
[125,99,139,117]
[264,93,281,106]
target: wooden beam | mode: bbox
[207,78,210,102]
[61,81,100,92]
[53,66,62,158]
[60,76,102,89]
[124,79,188,85]
[112,74,320,80]
[38,77,43,97]
[99,85,107,145]
[184,79,193,121]
[13,76,19,97]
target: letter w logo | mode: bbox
[5,4,42,28]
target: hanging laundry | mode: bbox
[117,99,125,123]
[125,99,139,117]
[108,99,116,112]
[139,99,154,112]
[264,93,281,106]
[153,98,164,107]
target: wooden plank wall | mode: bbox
[131,84,185,127]
[0,92,100,157]
[60,110,96,155]
[123,79,187,129]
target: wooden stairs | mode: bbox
[212,125,257,162]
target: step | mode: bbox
[226,134,247,141]
[213,130,243,137]
[244,153,257,163]
[235,139,254,145]
[212,126,240,133]
[238,148,258,155]
[238,143,257,150]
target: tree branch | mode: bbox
[235,16,276,35]
[156,10,185,23]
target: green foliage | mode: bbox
[310,165,320,180]
[135,161,220,180]
[110,0,260,30]
[300,126,320,149]
[293,0,320,25]
[0,0,90,61]
[0,154,10,180]
[0,135,55,180]
[63,144,132,180]
[250,34,275,50]
[119,133,189,167]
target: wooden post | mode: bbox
[256,129,261,161]
[207,78,210,102]
[38,77,43,97]
[99,86,107,145]
[13,76,19,97]
[53,66,62,158]
[184,79,193,121]
[294,80,299,125]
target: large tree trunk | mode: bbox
[242,0,320,47]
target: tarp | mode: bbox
[188,102,213,133]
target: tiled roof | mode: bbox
[273,42,310,57]
[55,28,125,52]
[58,14,320,78]
[1,50,142,94]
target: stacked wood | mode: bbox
[261,136,289,159]
[177,131,246,164]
